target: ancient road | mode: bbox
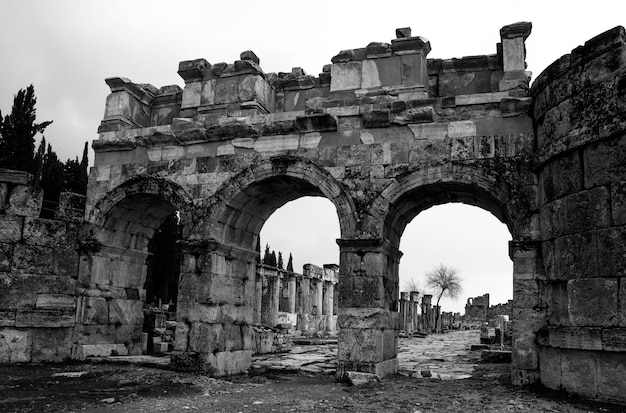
[0,330,622,412]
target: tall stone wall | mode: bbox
[532,26,626,401]
[0,170,80,363]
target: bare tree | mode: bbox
[425,264,462,331]
[402,277,422,295]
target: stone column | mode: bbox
[261,272,280,327]
[287,275,296,313]
[325,282,335,331]
[409,291,419,333]
[399,292,409,334]
[315,280,324,316]
[297,277,310,331]
[336,238,402,380]
[422,294,432,332]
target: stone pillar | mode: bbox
[296,277,310,331]
[399,292,409,334]
[325,282,335,331]
[172,239,256,376]
[409,291,419,333]
[498,22,532,93]
[315,280,324,315]
[287,275,296,313]
[509,240,545,386]
[261,272,280,327]
[336,238,402,380]
[422,294,432,332]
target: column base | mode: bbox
[336,358,398,381]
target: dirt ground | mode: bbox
[2,360,625,412]
[2,330,625,413]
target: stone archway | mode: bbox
[372,164,542,384]
[170,156,358,375]
[73,176,194,359]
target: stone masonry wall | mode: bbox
[532,26,626,401]
[0,170,81,363]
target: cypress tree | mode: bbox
[287,253,294,273]
[0,85,52,173]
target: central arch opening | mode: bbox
[384,178,517,379]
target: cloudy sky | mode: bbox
[2,1,624,312]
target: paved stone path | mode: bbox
[251,329,485,379]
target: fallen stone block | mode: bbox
[72,343,128,360]
[481,350,512,363]
[347,371,381,387]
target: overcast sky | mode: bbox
[2,1,624,312]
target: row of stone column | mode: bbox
[254,264,337,332]
[398,292,462,333]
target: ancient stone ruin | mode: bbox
[2,21,626,402]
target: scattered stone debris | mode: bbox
[347,371,382,387]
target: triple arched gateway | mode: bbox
[6,22,623,400]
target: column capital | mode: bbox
[336,237,403,259]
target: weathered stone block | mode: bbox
[223,323,243,352]
[0,215,24,243]
[538,151,582,205]
[108,299,143,325]
[7,185,43,217]
[597,352,626,400]
[597,227,626,278]
[338,328,384,362]
[584,130,626,189]
[560,349,598,398]
[568,278,618,327]
[78,296,109,325]
[337,308,395,330]
[330,62,362,92]
[72,343,128,360]
[197,273,245,306]
[539,347,562,390]
[601,328,626,351]
[15,308,75,327]
[361,60,382,89]
[0,328,32,362]
[0,169,32,185]
[0,243,13,273]
[451,136,474,160]
[35,294,76,309]
[542,187,610,238]
[337,275,383,308]
[31,327,73,362]
[174,321,190,351]
[538,326,603,350]
[554,231,598,279]
[214,77,240,105]
[72,324,116,345]
[188,322,225,353]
